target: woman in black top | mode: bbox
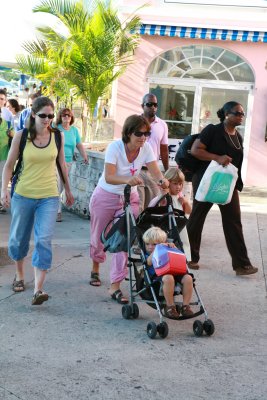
[187,101,257,276]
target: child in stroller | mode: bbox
[143,226,193,319]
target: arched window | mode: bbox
[148,45,254,82]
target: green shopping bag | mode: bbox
[195,161,238,205]
[204,171,234,204]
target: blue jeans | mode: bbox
[9,193,59,270]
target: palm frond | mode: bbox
[16,54,47,76]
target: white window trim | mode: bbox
[163,0,267,8]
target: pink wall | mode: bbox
[114,35,267,187]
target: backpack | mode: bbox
[101,212,136,253]
[11,128,63,197]
[175,133,201,181]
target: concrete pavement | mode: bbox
[0,189,267,400]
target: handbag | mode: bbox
[195,160,238,205]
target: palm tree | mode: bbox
[16,0,141,137]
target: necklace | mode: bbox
[125,144,139,176]
[224,125,241,150]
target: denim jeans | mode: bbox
[9,193,59,270]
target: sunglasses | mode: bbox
[144,102,158,108]
[36,113,55,119]
[62,114,71,117]
[229,111,245,117]
[133,131,151,137]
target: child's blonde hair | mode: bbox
[143,227,167,244]
[164,167,185,183]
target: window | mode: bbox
[148,45,254,83]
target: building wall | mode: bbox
[113,2,267,187]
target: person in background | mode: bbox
[0,89,14,127]
[0,110,14,213]
[89,114,169,304]
[1,96,74,305]
[55,108,88,222]
[138,93,169,211]
[187,101,258,275]
[6,98,21,131]
[16,93,40,131]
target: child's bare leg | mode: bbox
[181,274,193,305]
[162,274,175,306]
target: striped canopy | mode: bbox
[135,24,267,43]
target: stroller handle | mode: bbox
[152,192,173,207]
[124,184,131,207]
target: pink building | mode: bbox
[113,0,267,187]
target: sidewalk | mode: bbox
[0,192,267,400]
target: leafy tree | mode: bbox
[16,0,141,125]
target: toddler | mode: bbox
[143,226,193,319]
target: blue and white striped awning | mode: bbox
[135,24,267,42]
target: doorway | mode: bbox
[147,44,255,164]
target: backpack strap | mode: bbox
[53,129,65,184]
[12,128,28,178]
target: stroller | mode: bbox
[101,185,215,339]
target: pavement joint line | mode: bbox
[0,385,23,400]
[0,292,16,304]
[0,256,86,304]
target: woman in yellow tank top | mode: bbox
[1,97,74,305]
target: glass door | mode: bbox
[150,84,196,165]
[151,84,195,139]
[199,87,249,137]
[150,82,250,165]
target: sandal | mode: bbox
[89,272,101,287]
[12,276,25,293]
[110,289,128,304]
[31,290,49,305]
[164,304,180,319]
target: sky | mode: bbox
[1,0,58,63]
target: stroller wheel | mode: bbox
[147,322,157,339]
[157,322,169,339]
[122,305,132,320]
[193,320,203,337]
[203,319,215,336]
[132,303,139,319]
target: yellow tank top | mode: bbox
[15,132,59,199]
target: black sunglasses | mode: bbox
[62,113,71,117]
[133,131,151,137]
[144,102,158,108]
[36,113,55,119]
[229,111,245,117]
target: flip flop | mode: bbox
[110,289,128,304]
[89,272,101,287]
